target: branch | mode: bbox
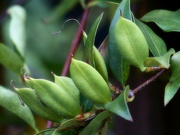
[61,7,90,76]
[132,69,166,94]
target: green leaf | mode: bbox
[79,111,110,135]
[164,51,180,105]
[87,1,108,8]
[0,43,24,75]
[34,128,56,135]
[108,0,131,86]
[114,16,149,72]
[43,0,78,23]
[84,13,103,67]
[144,48,175,69]
[0,86,38,132]
[54,118,80,134]
[135,18,167,57]
[105,86,133,121]
[7,5,26,58]
[141,9,180,32]
[83,31,108,82]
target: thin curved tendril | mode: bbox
[10,80,16,88]
[52,18,84,36]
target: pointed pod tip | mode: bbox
[51,71,54,75]
[164,100,169,107]
[10,80,16,89]
[130,118,133,122]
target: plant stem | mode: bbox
[61,7,90,76]
[132,69,166,94]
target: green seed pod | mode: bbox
[70,58,111,105]
[53,73,80,104]
[93,46,108,83]
[114,16,149,72]
[15,87,63,122]
[24,77,81,118]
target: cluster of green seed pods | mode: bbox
[14,87,63,122]
[23,76,81,118]
[14,53,111,122]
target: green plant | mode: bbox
[0,0,180,134]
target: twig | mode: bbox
[132,69,166,94]
[61,7,90,76]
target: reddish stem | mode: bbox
[132,69,166,94]
[61,7,90,76]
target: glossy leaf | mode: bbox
[144,48,175,69]
[164,51,180,105]
[79,111,110,135]
[0,43,24,75]
[105,86,133,121]
[141,9,180,32]
[114,16,149,71]
[0,86,38,132]
[7,5,26,57]
[84,13,103,67]
[135,18,167,57]
[108,0,131,86]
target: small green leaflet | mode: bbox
[105,86,132,121]
[164,51,180,105]
[144,48,175,69]
[84,13,103,67]
[141,9,180,32]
